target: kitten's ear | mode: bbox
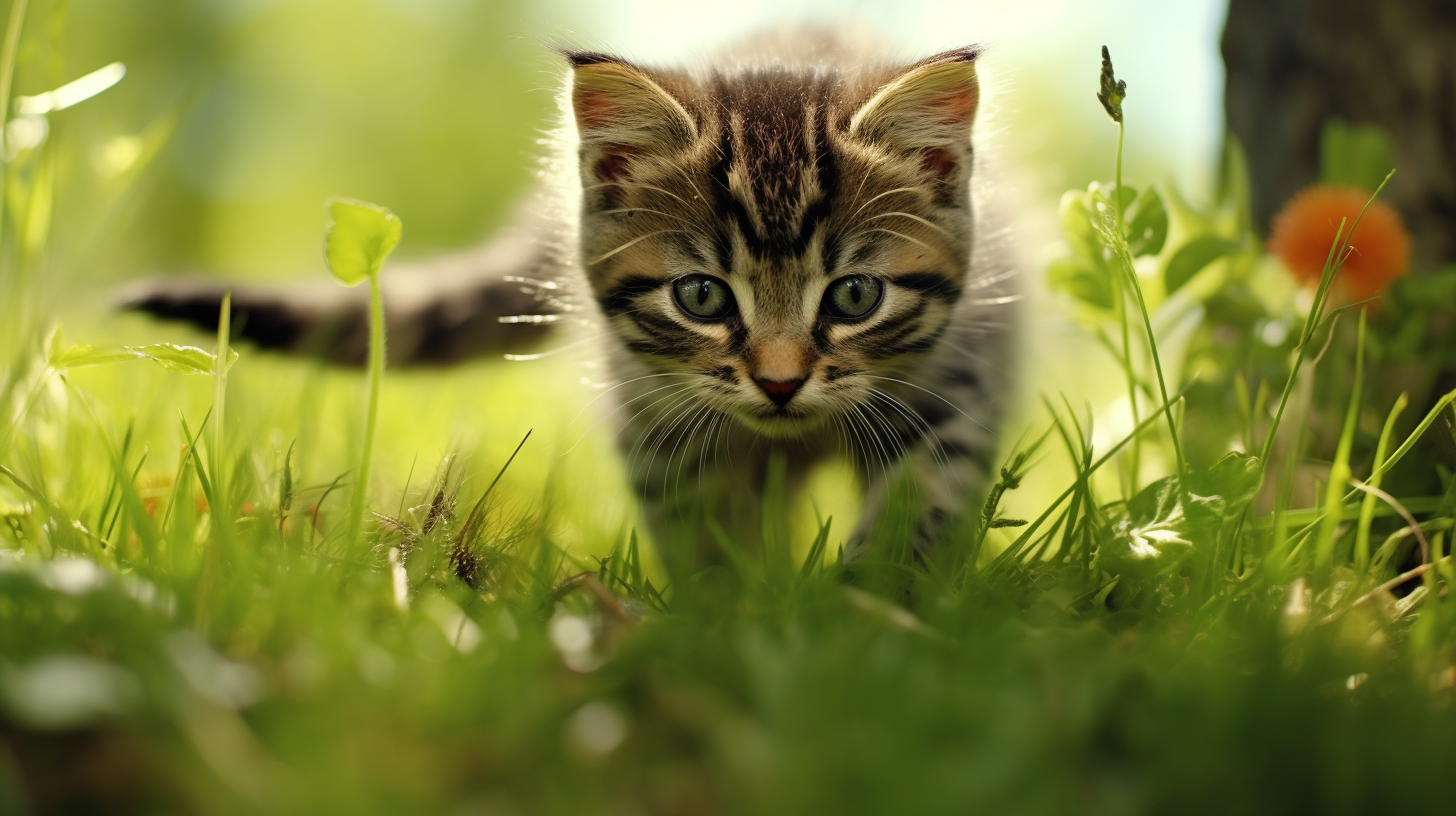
[566,51,696,183]
[849,46,981,180]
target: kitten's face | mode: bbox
[570,49,979,437]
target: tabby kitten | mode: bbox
[132,34,1017,561]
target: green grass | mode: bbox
[6,14,1456,816]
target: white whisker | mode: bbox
[865,375,998,436]
[601,207,696,228]
[566,372,698,430]
[564,381,695,456]
[867,228,931,251]
[590,230,684,265]
[865,211,954,240]
[851,186,919,219]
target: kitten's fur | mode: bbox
[130,32,1018,561]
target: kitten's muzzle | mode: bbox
[754,376,806,408]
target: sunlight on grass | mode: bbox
[4,4,1456,814]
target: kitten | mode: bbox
[130,32,1018,562]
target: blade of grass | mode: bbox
[211,292,231,521]
[0,0,30,270]
[991,384,1192,571]
[1355,393,1408,572]
[1313,309,1366,576]
[1259,173,1394,472]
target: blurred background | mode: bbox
[39,0,1226,286]
[6,0,1231,552]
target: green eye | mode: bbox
[672,275,735,320]
[823,275,883,319]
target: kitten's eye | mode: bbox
[672,275,735,320]
[823,275,883,319]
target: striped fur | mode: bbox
[565,35,1016,561]
[127,31,1018,562]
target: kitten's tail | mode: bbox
[121,219,565,367]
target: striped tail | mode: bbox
[122,221,565,367]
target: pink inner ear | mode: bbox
[592,146,637,183]
[575,89,619,130]
[920,148,957,181]
[936,90,978,125]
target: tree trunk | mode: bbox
[1222,0,1456,270]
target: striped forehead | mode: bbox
[707,69,840,264]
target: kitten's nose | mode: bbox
[754,376,806,408]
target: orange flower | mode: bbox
[1268,185,1411,302]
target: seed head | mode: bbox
[1098,46,1127,124]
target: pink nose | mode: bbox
[754,376,806,408]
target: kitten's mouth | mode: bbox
[735,407,822,437]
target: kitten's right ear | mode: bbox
[849,46,981,181]
[565,51,696,183]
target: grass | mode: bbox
[5,18,1456,816]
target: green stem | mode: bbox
[348,273,386,546]
[1313,309,1364,576]
[1115,242,1184,477]
[1354,393,1406,573]
[992,385,1190,570]
[1258,171,1393,473]
[0,0,29,182]
[1112,120,1142,491]
[0,0,31,350]
[213,291,230,519]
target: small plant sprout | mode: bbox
[323,197,403,546]
[1096,46,1183,480]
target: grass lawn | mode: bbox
[4,7,1456,816]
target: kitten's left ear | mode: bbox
[565,51,697,183]
[849,46,981,179]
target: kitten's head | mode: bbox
[567,45,981,436]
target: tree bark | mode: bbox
[1222,0,1456,269]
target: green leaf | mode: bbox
[1048,258,1115,312]
[1058,190,1100,264]
[1097,453,1261,583]
[1319,119,1396,193]
[324,198,402,287]
[130,344,238,375]
[1124,187,1167,257]
[47,334,237,375]
[48,343,138,370]
[1088,182,1137,217]
[1182,452,1262,533]
[1163,235,1241,295]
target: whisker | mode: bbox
[964,267,1019,290]
[566,372,699,430]
[858,399,910,466]
[851,186,919,219]
[865,211,954,241]
[697,412,727,494]
[583,180,694,210]
[867,388,957,493]
[627,392,701,486]
[503,337,594,362]
[867,228,932,251]
[564,381,695,456]
[663,400,714,498]
[845,404,894,480]
[600,207,696,228]
[590,230,684,265]
[959,294,1022,306]
[864,375,999,436]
